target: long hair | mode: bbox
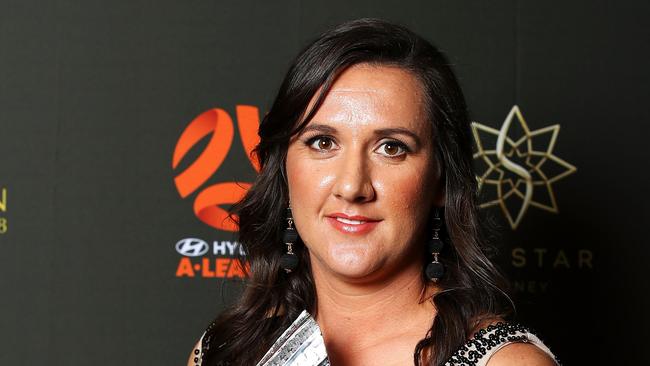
[201,17,512,366]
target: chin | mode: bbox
[321,247,383,280]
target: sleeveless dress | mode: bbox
[191,310,560,366]
[443,321,560,366]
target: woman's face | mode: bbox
[286,63,444,283]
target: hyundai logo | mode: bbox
[175,238,210,257]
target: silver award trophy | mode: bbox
[255,310,330,366]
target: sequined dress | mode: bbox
[191,310,560,366]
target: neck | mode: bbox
[311,260,438,351]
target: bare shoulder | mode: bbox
[187,339,202,366]
[486,342,557,366]
[466,316,557,366]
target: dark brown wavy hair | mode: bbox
[200,17,513,366]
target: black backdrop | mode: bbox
[1,1,649,364]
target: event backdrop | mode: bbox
[1,1,648,365]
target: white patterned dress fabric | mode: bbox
[194,312,559,366]
[255,310,329,366]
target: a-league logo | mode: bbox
[172,106,261,231]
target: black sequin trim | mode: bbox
[444,322,561,366]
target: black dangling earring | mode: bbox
[279,204,299,273]
[425,208,445,282]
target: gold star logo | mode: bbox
[472,106,577,230]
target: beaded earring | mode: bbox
[425,208,445,282]
[279,204,299,273]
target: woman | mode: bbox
[188,18,559,366]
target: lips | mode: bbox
[334,216,367,225]
[325,212,381,235]
[326,212,380,222]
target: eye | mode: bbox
[305,135,337,152]
[377,140,409,158]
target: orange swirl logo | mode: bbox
[172,105,261,231]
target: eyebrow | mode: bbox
[299,123,423,149]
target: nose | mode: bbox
[332,149,375,203]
